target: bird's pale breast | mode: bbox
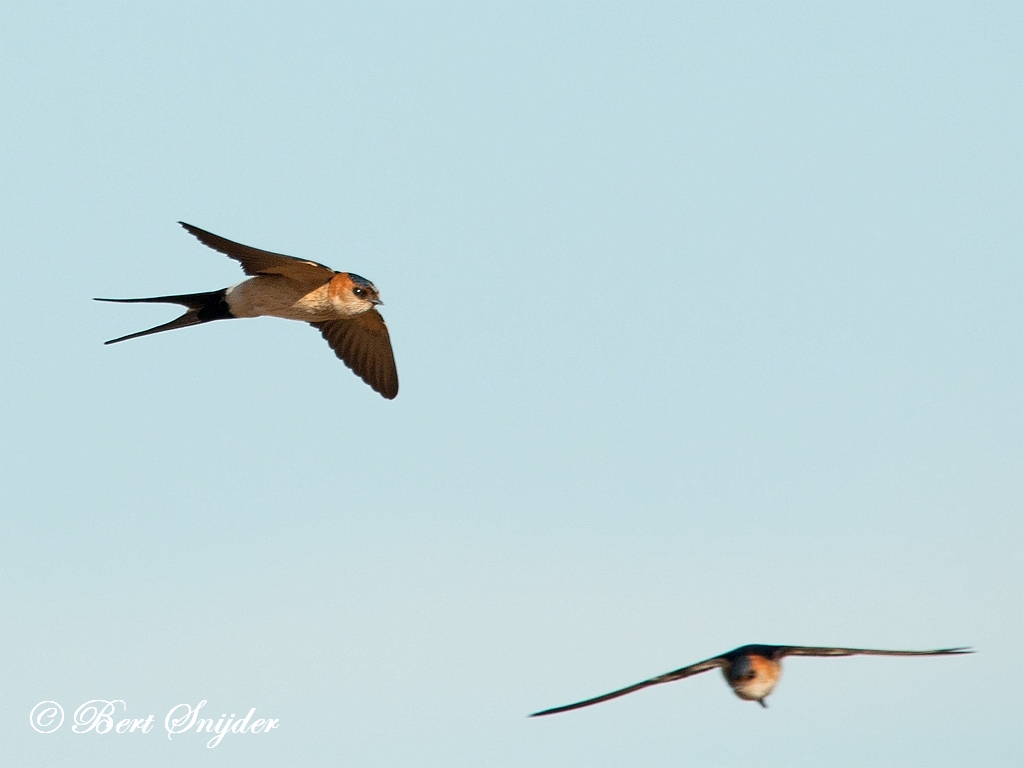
[225,276,337,321]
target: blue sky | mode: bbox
[1,3,1021,766]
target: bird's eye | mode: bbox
[353,288,366,298]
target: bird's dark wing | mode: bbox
[179,222,336,282]
[312,311,398,399]
[777,646,973,658]
[530,656,727,717]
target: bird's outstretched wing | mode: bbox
[312,311,399,399]
[530,656,727,717]
[179,222,336,282]
[776,646,973,658]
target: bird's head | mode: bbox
[724,654,781,705]
[329,273,383,316]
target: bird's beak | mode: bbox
[372,298,384,306]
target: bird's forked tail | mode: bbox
[95,289,234,344]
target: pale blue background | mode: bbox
[1,3,1021,766]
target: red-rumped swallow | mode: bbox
[530,644,972,714]
[97,223,398,399]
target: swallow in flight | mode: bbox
[97,222,398,399]
[531,644,972,715]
